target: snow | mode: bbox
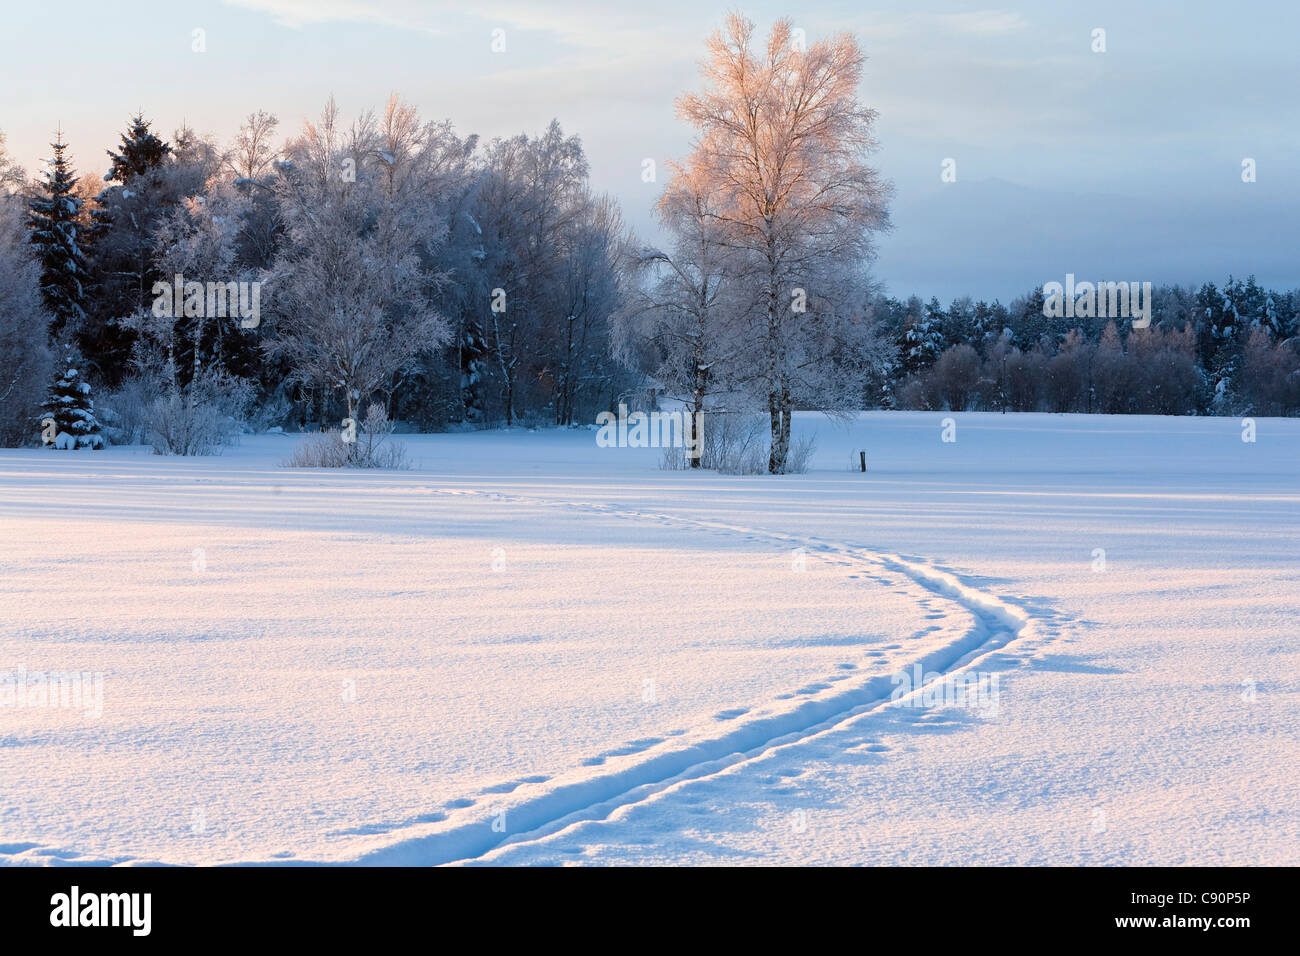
[1,411,1297,865]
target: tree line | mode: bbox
[3,101,634,452]
[876,280,1300,416]
[1,14,1296,470]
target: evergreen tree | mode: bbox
[90,113,174,250]
[1195,281,1228,363]
[923,296,948,347]
[1201,278,1250,408]
[901,297,945,375]
[40,346,103,449]
[1225,275,1265,332]
[103,114,172,185]
[969,300,1008,355]
[26,132,88,338]
[945,296,975,348]
[84,115,175,383]
[1009,286,1049,344]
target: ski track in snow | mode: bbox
[277,485,1056,867]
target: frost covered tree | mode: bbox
[902,298,946,375]
[40,346,103,448]
[944,297,976,349]
[103,114,172,184]
[1241,326,1300,416]
[110,171,260,455]
[382,114,481,427]
[1092,320,1135,414]
[369,97,484,424]
[675,14,891,471]
[27,132,89,338]
[227,110,280,182]
[225,112,287,279]
[1127,324,1200,415]
[147,189,241,381]
[970,299,1010,354]
[928,343,982,411]
[267,99,451,429]
[472,120,591,424]
[0,130,26,194]
[0,193,53,446]
[1195,281,1231,376]
[1042,328,1090,412]
[616,175,751,464]
[552,193,626,425]
[84,115,179,381]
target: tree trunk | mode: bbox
[190,314,204,417]
[690,357,709,470]
[767,386,781,472]
[766,244,784,474]
[777,377,792,469]
[345,385,359,465]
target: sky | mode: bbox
[2,0,1297,303]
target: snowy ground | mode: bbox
[1,411,1297,866]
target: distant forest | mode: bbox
[872,278,1300,417]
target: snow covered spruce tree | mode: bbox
[83,115,176,383]
[27,132,88,339]
[674,15,893,472]
[901,298,946,377]
[41,346,103,449]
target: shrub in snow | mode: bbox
[100,375,159,445]
[782,434,816,474]
[283,403,410,469]
[895,376,933,412]
[658,445,690,471]
[40,350,103,449]
[659,412,814,475]
[702,413,768,475]
[282,430,351,468]
[147,369,253,456]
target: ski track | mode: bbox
[266,485,1054,867]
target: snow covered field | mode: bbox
[1,411,1297,866]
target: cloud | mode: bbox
[220,0,688,54]
[932,10,1028,37]
[222,0,448,33]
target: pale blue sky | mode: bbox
[2,0,1297,301]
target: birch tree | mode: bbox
[0,131,25,194]
[676,14,891,472]
[615,175,750,466]
[228,110,280,182]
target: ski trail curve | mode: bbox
[293,486,1050,867]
